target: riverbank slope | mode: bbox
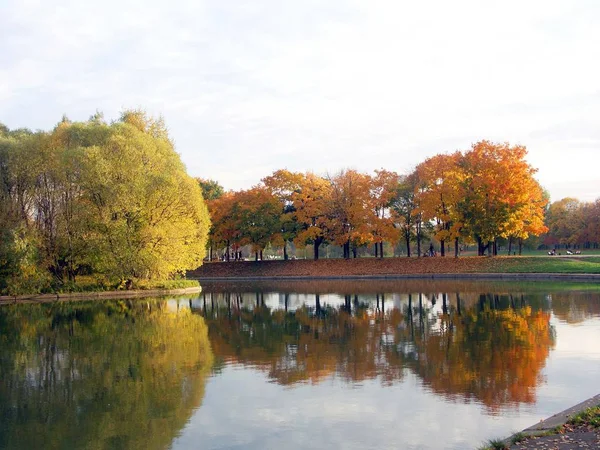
[188,256,600,280]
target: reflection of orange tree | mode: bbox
[206,302,406,386]
[401,305,554,413]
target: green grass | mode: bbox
[53,276,199,294]
[132,279,200,290]
[509,432,527,445]
[567,405,600,428]
[488,257,600,274]
[481,404,600,450]
[478,438,508,450]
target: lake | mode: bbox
[1,279,599,449]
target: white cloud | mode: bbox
[1,0,599,200]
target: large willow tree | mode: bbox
[81,111,210,280]
[0,111,210,292]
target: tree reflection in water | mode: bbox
[0,299,213,450]
[201,288,555,413]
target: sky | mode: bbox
[1,0,599,202]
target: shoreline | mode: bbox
[492,394,600,449]
[192,272,600,282]
[0,286,201,305]
[517,393,600,438]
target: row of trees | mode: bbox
[544,197,600,249]
[0,112,210,294]
[203,141,548,260]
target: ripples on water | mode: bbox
[1,280,599,450]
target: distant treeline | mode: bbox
[0,112,210,295]
[544,198,600,250]
[201,141,553,261]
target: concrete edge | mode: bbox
[191,273,600,282]
[502,393,600,445]
[0,286,201,305]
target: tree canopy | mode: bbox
[0,112,210,293]
[205,141,551,260]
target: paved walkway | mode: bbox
[506,394,600,450]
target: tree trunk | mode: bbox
[477,236,483,256]
[343,240,350,259]
[454,237,459,258]
[508,237,513,255]
[379,242,384,258]
[440,239,445,257]
[405,233,411,258]
[226,240,230,261]
[352,246,357,258]
[518,238,523,255]
[255,252,258,261]
[260,250,263,260]
[313,237,323,260]
[374,243,379,258]
[493,239,497,256]
[283,242,288,260]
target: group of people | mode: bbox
[548,249,581,255]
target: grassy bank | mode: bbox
[481,404,600,450]
[188,256,600,279]
[1,276,200,297]
[52,276,200,293]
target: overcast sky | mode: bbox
[2,0,599,202]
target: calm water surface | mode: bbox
[1,280,599,450]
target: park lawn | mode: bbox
[488,257,600,273]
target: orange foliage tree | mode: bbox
[414,152,463,257]
[262,169,305,260]
[369,169,401,258]
[292,173,334,260]
[458,141,548,255]
[328,169,374,259]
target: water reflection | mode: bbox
[0,300,213,450]
[1,281,599,450]
[198,284,556,413]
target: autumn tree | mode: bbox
[328,169,374,258]
[0,111,211,293]
[235,186,281,261]
[370,169,401,258]
[580,200,600,248]
[414,153,463,257]
[292,173,334,260]
[206,192,241,261]
[390,175,415,257]
[262,169,305,260]
[458,141,548,255]
[81,111,210,280]
[544,198,584,249]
